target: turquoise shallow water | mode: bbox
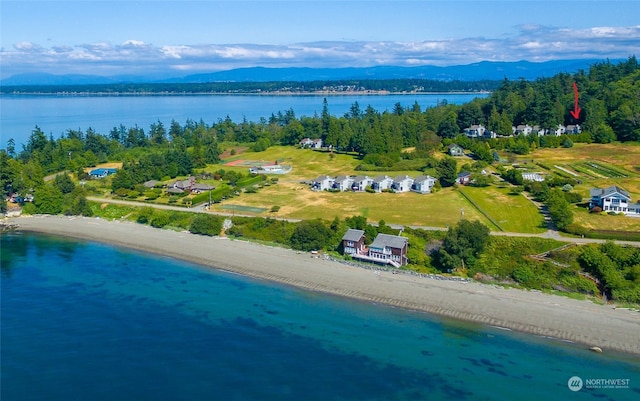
[1,232,639,401]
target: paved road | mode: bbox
[88,196,640,247]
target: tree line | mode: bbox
[1,79,499,95]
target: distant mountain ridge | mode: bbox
[0,59,617,86]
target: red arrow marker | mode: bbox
[570,82,581,119]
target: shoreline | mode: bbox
[6,215,640,355]
[0,90,490,97]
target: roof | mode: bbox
[192,183,214,191]
[590,186,631,200]
[89,168,117,175]
[342,229,365,242]
[448,143,463,149]
[457,172,472,178]
[414,175,435,183]
[369,233,408,250]
[313,175,333,182]
[353,175,371,182]
[394,175,413,182]
[373,175,392,182]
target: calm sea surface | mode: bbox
[1,232,638,401]
[0,93,486,148]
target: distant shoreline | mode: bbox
[7,215,640,356]
[0,90,490,97]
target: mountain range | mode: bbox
[0,59,616,86]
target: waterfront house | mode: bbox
[371,175,394,192]
[351,175,374,191]
[411,175,437,194]
[448,143,465,156]
[312,175,334,191]
[392,175,414,192]
[367,233,408,267]
[342,229,365,256]
[589,186,640,215]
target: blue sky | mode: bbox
[1,1,639,78]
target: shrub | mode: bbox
[144,191,158,200]
[190,214,223,236]
[150,213,170,228]
[270,205,281,213]
[137,207,155,224]
[590,206,602,213]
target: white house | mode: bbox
[332,175,354,191]
[311,175,334,191]
[300,138,323,149]
[514,124,533,136]
[589,186,640,215]
[464,125,486,138]
[566,124,581,134]
[411,175,437,194]
[392,175,414,192]
[351,175,374,191]
[371,175,394,192]
[554,124,567,136]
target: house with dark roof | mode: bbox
[589,186,640,215]
[341,229,365,256]
[456,172,472,185]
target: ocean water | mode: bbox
[1,232,639,401]
[0,93,486,148]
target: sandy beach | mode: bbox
[6,215,640,355]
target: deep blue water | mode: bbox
[0,93,486,148]
[1,232,639,401]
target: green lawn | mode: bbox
[458,186,546,233]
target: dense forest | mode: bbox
[0,78,499,95]
[2,57,639,303]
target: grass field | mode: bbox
[204,143,640,233]
[213,182,496,228]
[458,186,546,233]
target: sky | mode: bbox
[1,0,639,79]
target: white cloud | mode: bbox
[1,25,638,78]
